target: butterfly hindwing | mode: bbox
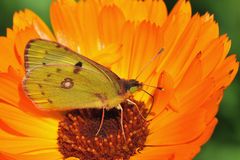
[24,65,124,110]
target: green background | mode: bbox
[0,0,239,159]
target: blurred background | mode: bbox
[0,0,239,159]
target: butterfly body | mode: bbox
[23,39,142,111]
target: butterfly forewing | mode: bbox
[26,39,95,71]
[24,39,125,110]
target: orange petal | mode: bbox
[147,0,167,25]
[92,44,122,68]
[129,21,159,79]
[151,71,175,115]
[126,21,163,80]
[200,35,229,79]
[131,151,173,160]
[0,130,58,155]
[0,152,15,160]
[193,13,219,53]
[211,55,239,89]
[0,149,62,160]
[50,0,100,55]
[148,108,206,145]
[136,119,217,160]
[1,9,55,74]
[0,103,58,139]
[176,53,202,96]
[179,77,215,110]
[149,77,217,140]
[113,0,167,25]
[161,13,219,86]
[0,120,24,137]
[111,21,135,78]
[156,1,192,81]
[200,89,223,123]
[14,26,40,69]
[0,151,62,160]
[13,9,55,40]
[98,5,125,45]
[161,14,202,83]
[112,21,164,104]
[160,0,191,52]
[0,37,21,72]
[0,69,21,106]
[168,0,192,17]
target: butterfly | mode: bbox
[23,39,162,137]
[23,39,144,110]
[23,39,162,138]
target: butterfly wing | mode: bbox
[25,39,121,89]
[24,65,124,110]
[25,39,91,71]
[23,39,126,110]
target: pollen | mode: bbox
[58,101,149,160]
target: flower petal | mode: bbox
[136,119,217,160]
[161,14,202,83]
[211,55,239,89]
[98,5,125,45]
[113,0,167,25]
[0,70,20,106]
[159,0,191,56]
[14,26,41,69]
[50,0,100,55]
[0,103,58,139]
[175,53,202,96]
[112,21,163,81]
[148,108,206,145]
[13,9,55,40]
[0,130,55,154]
[150,71,175,115]
[0,150,62,160]
[201,89,223,123]
[0,37,21,72]
[201,36,229,79]
[111,21,135,78]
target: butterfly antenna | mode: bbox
[135,48,164,80]
[142,83,164,91]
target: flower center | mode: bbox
[58,101,149,160]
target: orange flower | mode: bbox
[0,0,239,160]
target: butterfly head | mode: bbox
[124,79,143,94]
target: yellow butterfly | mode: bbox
[23,39,162,136]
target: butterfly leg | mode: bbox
[126,99,148,121]
[116,104,126,141]
[95,107,105,136]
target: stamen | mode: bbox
[58,101,149,160]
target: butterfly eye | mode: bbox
[130,86,138,93]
